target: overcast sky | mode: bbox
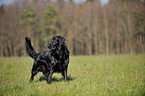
[0,0,109,5]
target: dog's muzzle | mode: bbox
[48,44,57,50]
[47,44,51,49]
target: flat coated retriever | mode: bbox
[25,36,69,84]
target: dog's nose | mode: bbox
[48,44,51,49]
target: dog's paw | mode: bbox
[47,80,51,84]
[29,78,33,83]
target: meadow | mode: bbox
[0,55,145,96]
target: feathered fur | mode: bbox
[25,37,39,60]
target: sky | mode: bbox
[0,0,109,5]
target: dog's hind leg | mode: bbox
[30,71,37,83]
[29,61,39,83]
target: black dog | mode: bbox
[25,36,69,84]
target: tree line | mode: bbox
[0,0,145,56]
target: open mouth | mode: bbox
[51,46,56,50]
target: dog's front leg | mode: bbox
[62,69,67,82]
[64,69,67,81]
[47,69,53,84]
[62,59,69,81]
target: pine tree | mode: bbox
[120,2,129,53]
[133,6,144,34]
[20,3,39,51]
[20,3,39,37]
[133,6,144,54]
[121,3,128,23]
[41,4,60,45]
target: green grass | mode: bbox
[0,55,145,96]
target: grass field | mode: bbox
[0,55,145,96]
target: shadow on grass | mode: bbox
[37,75,74,83]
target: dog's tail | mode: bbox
[25,36,38,60]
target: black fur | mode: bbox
[25,36,69,84]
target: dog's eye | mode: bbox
[53,39,56,43]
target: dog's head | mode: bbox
[48,36,65,50]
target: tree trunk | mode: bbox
[104,12,109,55]
[0,40,4,57]
[8,40,13,56]
[128,15,133,54]
[140,35,144,54]
[125,33,128,54]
